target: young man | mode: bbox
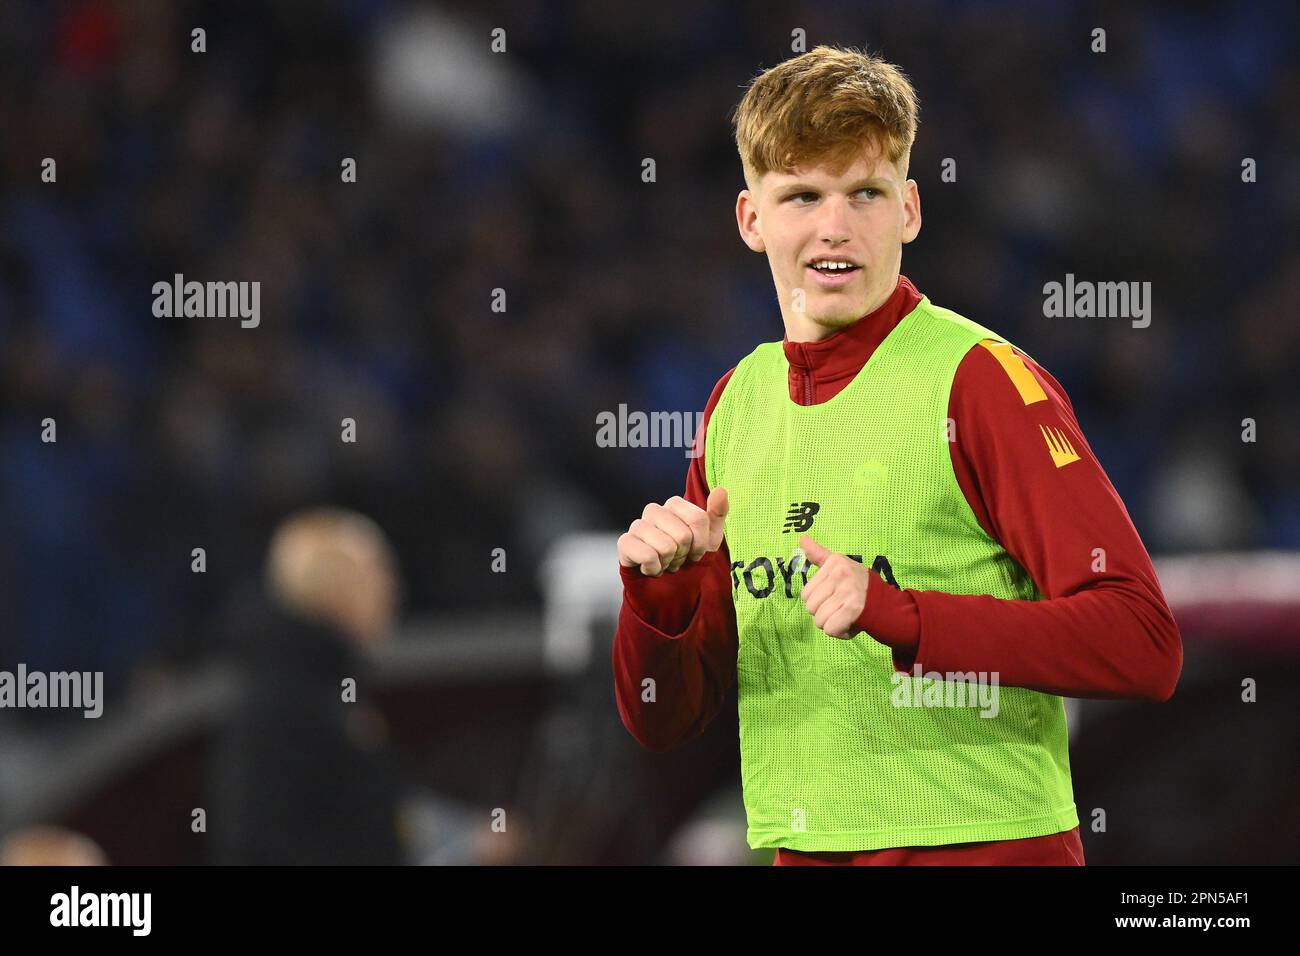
[612,45,1181,865]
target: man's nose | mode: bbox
[816,196,852,244]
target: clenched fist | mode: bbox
[799,534,871,639]
[618,487,729,577]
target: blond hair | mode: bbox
[730,45,920,188]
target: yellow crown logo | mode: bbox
[1040,425,1081,468]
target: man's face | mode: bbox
[736,147,921,342]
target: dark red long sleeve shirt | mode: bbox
[611,274,1182,864]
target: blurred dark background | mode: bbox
[0,0,1296,865]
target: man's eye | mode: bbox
[789,189,877,203]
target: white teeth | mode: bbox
[812,260,855,271]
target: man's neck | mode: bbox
[779,275,923,406]
[782,282,897,344]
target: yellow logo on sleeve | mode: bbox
[1040,425,1081,468]
[978,339,1047,406]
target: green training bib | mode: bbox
[704,296,1078,851]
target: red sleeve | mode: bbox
[611,369,741,751]
[857,342,1182,702]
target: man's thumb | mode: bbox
[799,534,832,567]
[706,486,728,519]
[705,486,728,549]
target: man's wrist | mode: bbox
[854,573,920,653]
[620,552,714,636]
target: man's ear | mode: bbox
[901,179,922,244]
[736,189,766,253]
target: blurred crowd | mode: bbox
[0,0,1297,704]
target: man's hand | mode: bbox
[798,534,870,639]
[618,487,729,577]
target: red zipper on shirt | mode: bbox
[791,343,812,405]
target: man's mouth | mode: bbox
[806,259,862,287]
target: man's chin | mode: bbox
[808,308,864,330]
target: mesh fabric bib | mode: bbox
[704,296,1078,851]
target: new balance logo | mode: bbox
[1040,425,1081,468]
[781,501,820,533]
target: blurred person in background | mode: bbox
[208,507,406,864]
[0,825,109,866]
